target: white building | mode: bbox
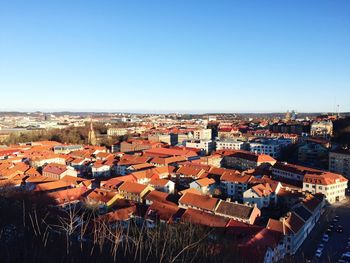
[189,178,216,195]
[30,155,66,168]
[303,172,348,203]
[193,129,212,140]
[220,172,251,200]
[185,140,214,154]
[216,139,246,151]
[271,162,318,182]
[310,120,333,138]
[53,145,83,154]
[249,138,292,158]
[266,194,324,255]
[148,178,175,194]
[243,182,281,209]
[92,164,111,177]
[107,128,128,137]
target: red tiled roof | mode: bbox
[215,200,255,220]
[129,163,155,170]
[86,189,117,204]
[273,162,321,175]
[47,187,87,205]
[118,155,150,166]
[193,177,215,187]
[284,212,304,233]
[34,180,74,192]
[181,209,228,227]
[150,156,187,165]
[176,166,206,178]
[222,150,276,163]
[251,183,274,197]
[104,205,137,222]
[220,172,250,184]
[149,178,171,187]
[144,190,171,203]
[179,188,202,196]
[144,147,198,158]
[146,201,182,223]
[179,192,218,211]
[118,181,149,194]
[43,163,67,175]
[101,177,124,190]
[303,172,348,185]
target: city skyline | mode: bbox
[1,1,350,112]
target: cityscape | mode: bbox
[1,1,350,263]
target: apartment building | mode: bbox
[185,140,214,154]
[329,148,350,179]
[310,120,333,138]
[303,172,348,203]
[193,129,212,140]
[249,138,292,158]
[216,139,246,151]
[221,150,277,170]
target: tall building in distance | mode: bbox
[285,110,291,122]
[291,110,297,121]
[88,121,97,146]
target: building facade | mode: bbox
[329,149,350,179]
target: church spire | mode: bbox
[88,118,97,146]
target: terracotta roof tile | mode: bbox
[179,192,218,211]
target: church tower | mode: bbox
[88,120,97,146]
[285,110,291,122]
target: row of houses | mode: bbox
[0,140,348,263]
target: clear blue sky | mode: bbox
[0,1,349,113]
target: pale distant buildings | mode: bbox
[148,134,176,145]
[218,127,242,139]
[107,127,128,137]
[185,140,214,154]
[53,145,83,154]
[120,140,162,153]
[1,111,349,263]
[30,154,66,168]
[193,129,212,140]
[310,120,333,138]
[249,138,292,158]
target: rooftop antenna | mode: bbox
[337,104,340,118]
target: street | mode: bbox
[296,196,350,262]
